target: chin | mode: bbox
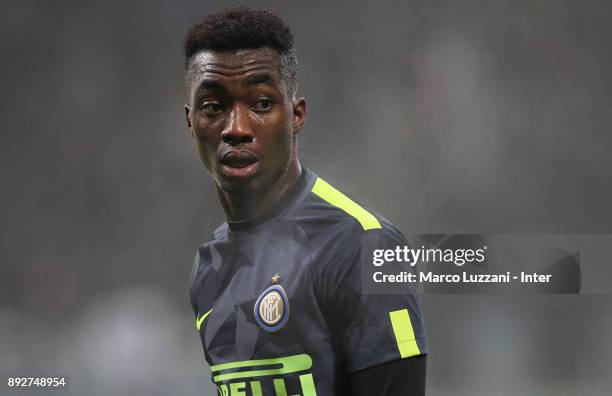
[217,176,260,195]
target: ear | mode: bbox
[291,97,306,134]
[184,104,194,137]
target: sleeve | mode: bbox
[188,250,201,318]
[349,354,426,396]
[320,225,428,373]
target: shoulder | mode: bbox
[189,223,228,290]
[288,173,407,246]
[285,173,409,278]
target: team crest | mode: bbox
[254,284,290,332]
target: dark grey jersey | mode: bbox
[189,169,427,396]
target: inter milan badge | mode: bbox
[254,279,290,333]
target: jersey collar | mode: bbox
[226,168,313,232]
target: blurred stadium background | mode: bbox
[1,0,611,395]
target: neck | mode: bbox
[217,159,302,223]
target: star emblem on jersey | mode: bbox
[254,284,290,332]
[271,273,280,284]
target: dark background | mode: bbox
[1,0,611,395]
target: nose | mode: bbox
[222,104,254,146]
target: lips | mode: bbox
[220,150,258,168]
[219,150,259,179]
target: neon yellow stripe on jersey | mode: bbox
[311,177,381,230]
[389,309,421,358]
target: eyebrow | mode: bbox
[194,72,275,96]
[244,72,275,86]
[195,79,225,93]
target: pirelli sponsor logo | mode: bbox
[211,354,317,396]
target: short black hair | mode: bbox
[183,6,298,100]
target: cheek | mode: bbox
[282,109,297,147]
[194,122,223,169]
[266,125,295,167]
[195,139,212,166]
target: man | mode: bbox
[184,7,427,396]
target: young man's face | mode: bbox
[185,47,305,194]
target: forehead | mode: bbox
[190,47,282,83]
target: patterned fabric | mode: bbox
[189,169,427,396]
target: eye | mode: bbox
[251,98,273,112]
[201,102,224,117]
